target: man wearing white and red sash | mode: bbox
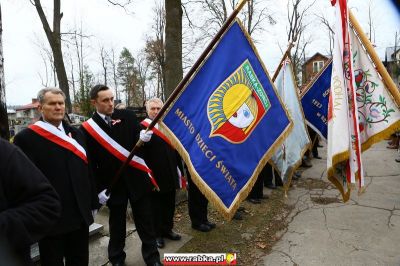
[81,85,161,266]
[14,87,98,266]
[141,98,183,249]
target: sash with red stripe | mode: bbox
[29,121,88,163]
[82,118,159,190]
[141,119,172,146]
[141,118,187,189]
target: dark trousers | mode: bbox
[151,190,176,237]
[108,193,159,265]
[39,225,89,266]
[308,126,319,157]
[248,173,264,199]
[262,163,283,186]
[187,174,209,226]
[263,164,274,186]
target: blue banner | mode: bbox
[300,61,332,140]
[160,20,292,219]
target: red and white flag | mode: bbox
[328,0,363,201]
[328,1,400,201]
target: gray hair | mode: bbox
[115,103,126,110]
[37,87,66,104]
[145,98,163,112]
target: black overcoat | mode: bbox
[81,109,153,204]
[141,121,180,192]
[14,121,96,235]
[0,138,61,264]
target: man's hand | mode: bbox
[140,130,153,142]
[98,190,110,205]
[91,209,98,219]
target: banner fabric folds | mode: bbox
[301,61,332,140]
[270,60,311,191]
[160,20,293,219]
[328,0,400,202]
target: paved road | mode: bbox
[89,141,399,265]
[89,203,191,266]
[258,141,400,265]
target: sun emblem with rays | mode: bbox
[207,60,271,143]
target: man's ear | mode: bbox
[90,99,96,106]
[38,104,43,113]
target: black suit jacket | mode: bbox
[0,138,61,264]
[141,122,180,192]
[14,121,96,235]
[81,109,153,204]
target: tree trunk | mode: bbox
[52,42,71,111]
[0,4,10,140]
[34,0,72,112]
[164,0,183,99]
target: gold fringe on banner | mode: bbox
[269,57,312,193]
[159,19,294,220]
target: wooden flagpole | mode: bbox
[272,42,294,82]
[349,11,400,107]
[106,0,250,194]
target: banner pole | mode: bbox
[106,0,250,194]
[349,11,400,107]
[272,42,294,82]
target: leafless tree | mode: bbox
[105,0,134,13]
[286,0,316,84]
[182,0,275,38]
[68,55,77,101]
[135,51,149,104]
[145,1,166,99]
[366,0,377,44]
[100,46,109,86]
[109,48,120,100]
[165,0,183,99]
[62,23,93,113]
[0,3,9,140]
[35,39,57,87]
[315,13,334,57]
[32,0,72,112]
[180,0,275,71]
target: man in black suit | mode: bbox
[14,87,98,265]
[0,138,61,266]
[81,85,161,266]
[141,98,182,249]
[187,169,216,232]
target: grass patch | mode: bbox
[173,189,293,265]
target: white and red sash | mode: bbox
[29,121,87,163]
[141,118,172,146]
[176,166,187,189]
[82,118,159,189]
[141,118,187,189]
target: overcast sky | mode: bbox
[2,0,399,106]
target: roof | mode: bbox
[303,52,331,64]
[16,101,39,111]
[7,109,16,114]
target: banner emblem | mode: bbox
[208,60,271,143]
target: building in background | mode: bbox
[384,46,400,84]
[301,53,331,91]
[13,99,40,134]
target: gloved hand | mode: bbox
[140,130,153,142]
[91,209,98,219]
[98,189,110,205]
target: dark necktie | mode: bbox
[105,115,112,127]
